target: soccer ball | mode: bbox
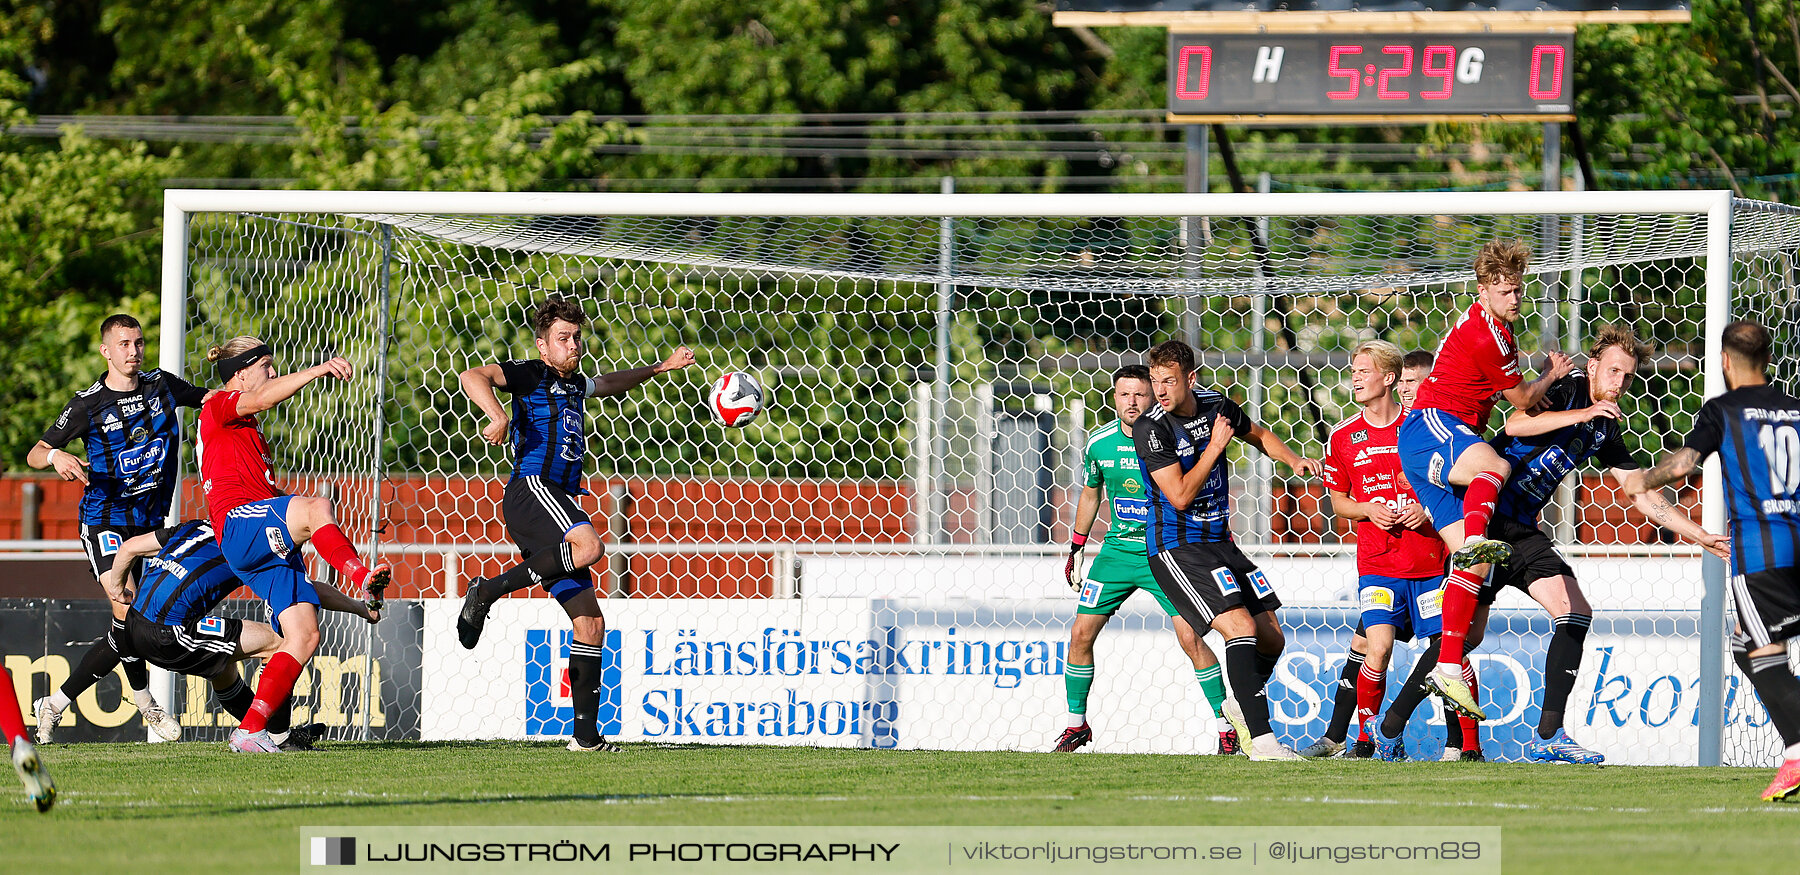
[707,371,765,427]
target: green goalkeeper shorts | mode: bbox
[1076,549,1179,617]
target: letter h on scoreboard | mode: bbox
[525,629,624,736]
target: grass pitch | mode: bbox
[1,741,1793,872]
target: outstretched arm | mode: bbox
[236,357,355,417]
[1622,447,1703,497]
[1241,424,1322,477]
[1617,466,1729,560]
[1504,399,1621,437]
[313,579,381,623]
[588,346,697,397]
[459,364,511,446]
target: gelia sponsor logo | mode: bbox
[641,626,1068,689]
[523,629,624,737]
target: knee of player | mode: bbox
[286,624,322,656]
[566,531,604,569]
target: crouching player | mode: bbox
[1474,325,1726,764]
[101,520,381,750]
[1056,365,1234,755]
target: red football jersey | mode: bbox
[1324,410,1446,578]
[1412,300,1522,430]
[196,391,279,533]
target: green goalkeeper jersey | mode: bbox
[1082,420,1151,557]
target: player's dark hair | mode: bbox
[1147,340,1196,374]
[1112,364,1151,386]
[1402,349,1435,370]
[100,313,141,341]
[533,298,588,338]
[1722,320,1773,372]
[1588,324,1652,367]
[1473,239,1530,285]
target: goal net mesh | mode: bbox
[167,195,1796,765]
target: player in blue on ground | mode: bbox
[1133,340,1322,761]
[1055,365,1235,755]
[102,520,382,751]
[1473,325,1726,765]
[456,297,695,752]
[1625,320,1800,802]
[28,314,202,743]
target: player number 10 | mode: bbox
[1758,423,1800,496]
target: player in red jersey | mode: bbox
[1396,241,1570,720]
[3,666,54,811]
[197,336,393,753]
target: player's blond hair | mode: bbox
[205,335,267,363]
[1587,324,1652,367]
[1352,340,1404,380]
[1473,240,1530,285]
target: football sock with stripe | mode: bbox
[1738,649,1800,747]
[1224,637,1273,737]
[1461,470,1504,542]
[310,523,368,581]
[481,543,582,601]
[1254,647,1280,683]
[1324,650,1366,744]
[1195,663,1226,719]
[1538,613,1592,739]
[1381,635,1442,739]
[1436,569,1483,670]
[569,641,607,745]
[60,635,124,702]
[240,652,302,735]
[1355,663,1386,743]
[112,618,152,693]
[1064,663,1095,718]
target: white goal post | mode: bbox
[157,188,1795,765]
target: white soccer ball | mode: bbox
[707,371,765,428]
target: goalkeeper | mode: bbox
[1054,365,1233,755]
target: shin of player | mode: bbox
[3,667,55,812]
[1134,341,1322,761]
[1057,365,1231,754]
[199,337,391,752]
[27,314,205,743]
[457,298,695,752]
[1625,321,1800,801]
[1397,241,1572,719]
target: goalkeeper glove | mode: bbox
[1065,532,1089,591]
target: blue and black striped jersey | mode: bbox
[40,369,207,528]
[1683,383,1800,577]
[499,359,590,495]
[1133,388,1255,552]
[1490,372,1638,525]
[132,521,243,627]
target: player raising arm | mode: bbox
[1396,240,1571,720]
[198,336,393,753]
[1134,340,1321,761]
[456,298,694,752]
[1624,320,1800,802]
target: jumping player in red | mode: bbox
[3,666,54,811]
[197,336,393,753]
[1396,241,1570,720]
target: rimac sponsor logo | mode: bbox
[310,836,356,866]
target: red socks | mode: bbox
[1462,470,1505,542]
[0,668,29,745]
[311,523,368,582]
[240,652,303,734]
[1438,570,1483,666]
[1459,661,1481,743]
[1356,664,1387,742]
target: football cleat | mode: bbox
[278,722,328,752]
[229,728,281,753]
[1527,728,1605,764]
[457,579,492,650]
[1374,729,1407,762]
[567,736,623,753]
[1052,723,1093,753]
[1248,734,1303,761]
[32,697,64,745]
[1460,748,1486,763]
[1423,667,1487,721]
[141,703,181,742]
[1450,536,1512,569]
[1216,728,1242,756]
[1221,698,1253,750]
[1761,758,1800,802]
[11,739,55,813]
[1299,738,1345,758]
[1440,746,1463,762]
[358,563,393,612]
[1347,738,1376,759]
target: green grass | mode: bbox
[2,742,1794,873]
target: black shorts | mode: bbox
[1148,540,1281,627]
[80,522,158,580]
[1730,567,1800,650]
[1478,516,1575,606]
[125,610,244,679]
[502,476,595,598]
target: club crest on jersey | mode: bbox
[265,526,291,559]
[197,616,226,637]
[96,530,123,556]
[1211,567,1239,595]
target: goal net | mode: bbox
[160,190,1794,765]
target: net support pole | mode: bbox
[1697,193,1734,767]
[932,176,954,545]
[360,224,397,742]
[152,197,191,741]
